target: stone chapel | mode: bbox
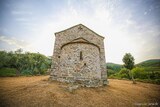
[50,24,108,87]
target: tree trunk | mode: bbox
[16,68,20,76]
[130,70,136,84]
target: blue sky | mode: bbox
[0,0,160,64]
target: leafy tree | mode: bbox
[122,53,136,83]
[10,49,24,75]
[0,51,8,68]
[0,49,52,76]
[122,53,135,70]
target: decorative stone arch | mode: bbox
[60,37,100,51]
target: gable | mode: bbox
[55,24,104,39]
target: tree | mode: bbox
[0,51,13,68]
[122,53,135,70]
[122,53,136,83]
[0,51,8,68]
[0,49,52,76]
[11,49,24,75]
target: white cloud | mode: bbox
[15,18,30,22]
[11,11,33,15]
[0,36,33,52]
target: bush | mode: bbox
[21,69,32,76]
[108,68,130,79]
[0,68,17,77]
[119,73,128,79]
[147,71,160,80]
[131,67,148,79]
[119,68,130,79]
[108,74,121,79]
[154,79,160,84]
[107,69,116,76]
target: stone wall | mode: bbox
[60,43,101,79]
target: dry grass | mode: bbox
[0,76,159,107]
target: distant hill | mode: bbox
[106,63,122,72]
[136,59,160,67]
[136,59,160,72]
[107,59,160,69]
[107,59,160,81]
[106,59,160,73]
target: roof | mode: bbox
[55,24,105,39]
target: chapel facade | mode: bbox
[50,24,108,87]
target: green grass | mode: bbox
[0,68,17,77]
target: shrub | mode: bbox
[131,67,148,79]
[0,68,17,77]
[21,69,32,76]
[119,68,130,79]
[108,74,121,79]
[147,71,160,80]
[107,69,116,77]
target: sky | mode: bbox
[0,0,160,64]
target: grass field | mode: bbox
[0,76,159,107]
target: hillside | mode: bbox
[136,59,160,73]
[106,63,122,72]
[107,59,160,70]
[136,59,160,67]
[0,76,159,107]
[106,63,122,76]
[106,59,160,79]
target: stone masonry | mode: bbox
[50,24,108,87]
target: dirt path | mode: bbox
[0,76,159,107]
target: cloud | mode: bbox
[0,36,33,51]
[24,0,159,63]
[15,18,30,22]
[11,11,33,15]
[1,0,159,63]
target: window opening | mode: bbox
[80,51,83,60]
